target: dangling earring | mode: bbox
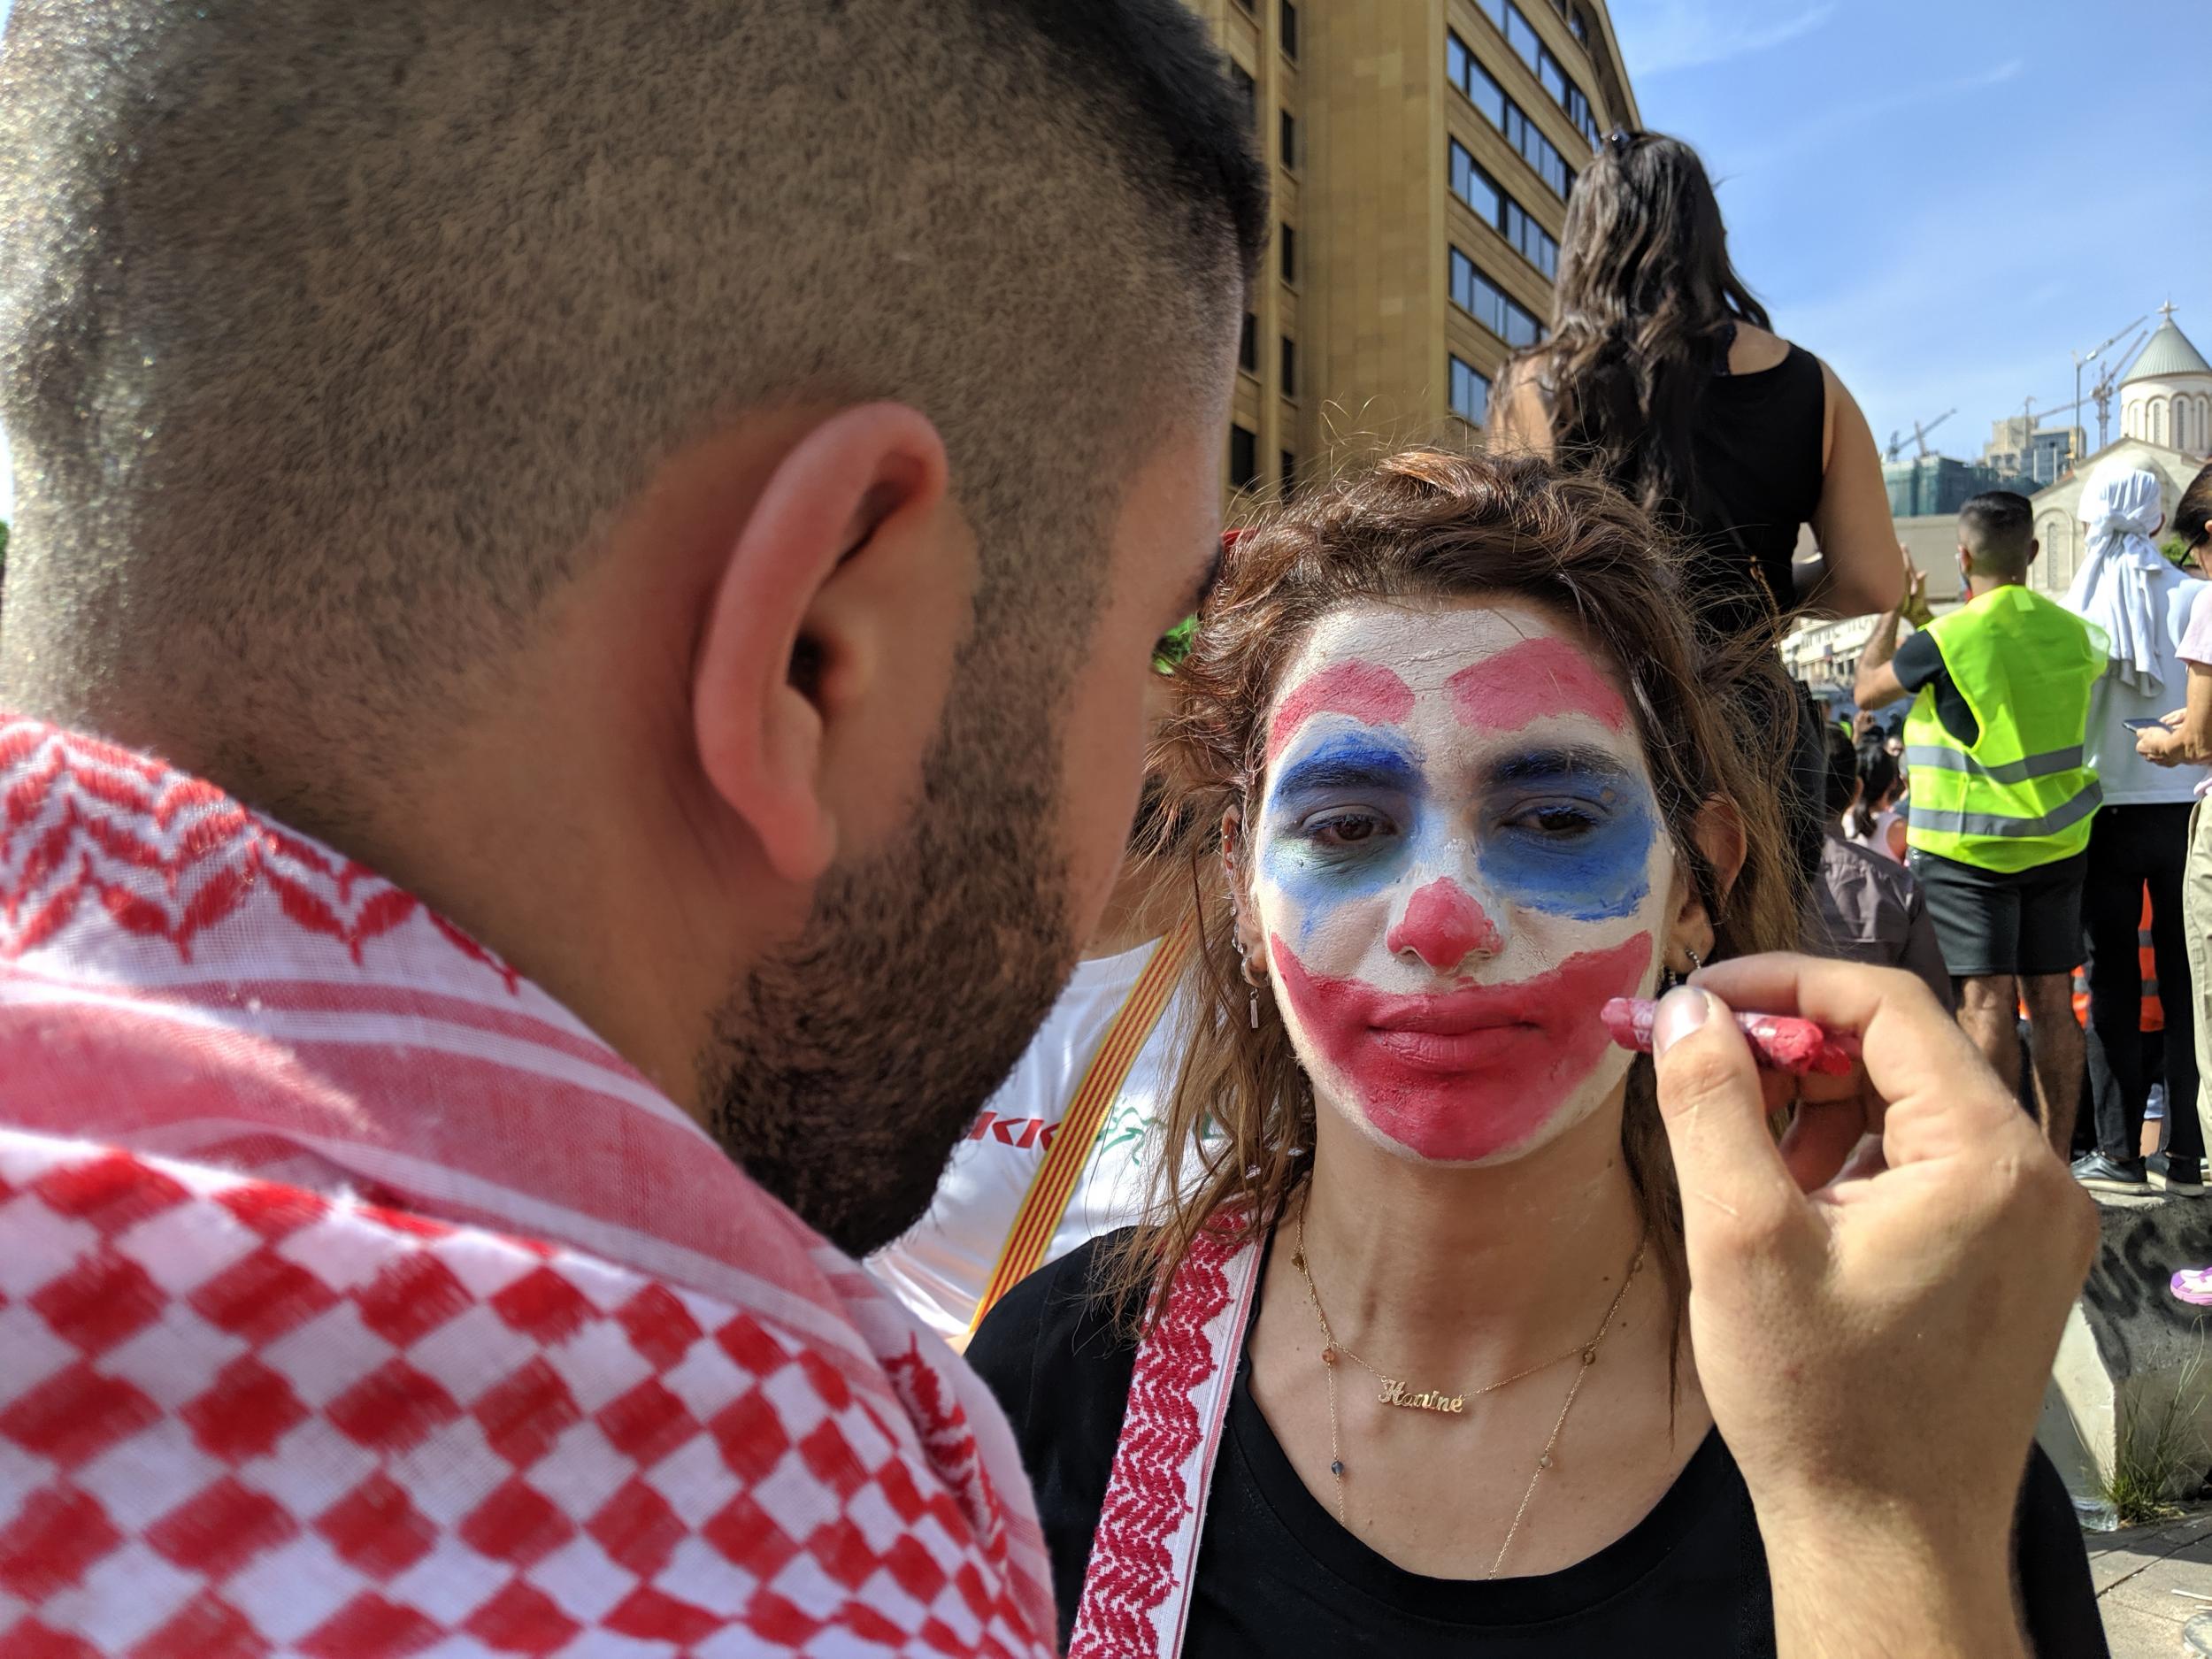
[1249,989,1260,1029]
[1663,944,1704,994]
[1241,955,1266,1029]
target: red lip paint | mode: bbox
[1448,636,1630,735]
[1271,931,1652,1162]
[1268,661,1417,760]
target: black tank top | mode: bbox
[1681,341,1827,640]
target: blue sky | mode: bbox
[1,0,2203,521]
[1609,0,2209,465]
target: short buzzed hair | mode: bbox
[0,1,1265,794]
[1958,490,2035,578]
[2179,461,2212,555]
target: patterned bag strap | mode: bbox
[964,916,1194,1338]
[1067,1218,1265,1659]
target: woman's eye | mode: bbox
[1509,803,1600,837]
[1306,810,1392,848]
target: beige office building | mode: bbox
[1185,0,1640,501]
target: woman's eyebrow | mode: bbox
[1486,745,1634,787]
[1271,735,1420,799]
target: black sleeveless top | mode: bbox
[1680,340,1827,640]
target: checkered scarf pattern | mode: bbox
[0,718,1057,1656]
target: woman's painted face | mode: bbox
[1251,599,1675,1166]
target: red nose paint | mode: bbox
[1448,637,1630,735]
[1385,879,1503,969]
[1271,931,1651,1162]
[1268,660,1417,759]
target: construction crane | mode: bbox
[1884,408,1956,463]
[2072,314,2153,460]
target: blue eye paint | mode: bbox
[1477,761,1655,923]
[1263,732,1419,944]
[1256,737,1658,941]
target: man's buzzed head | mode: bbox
[1957,490,2036,580]
[0,0,1265,780]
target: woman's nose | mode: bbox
[1385,878,1503,972]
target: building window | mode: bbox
[1230,424,1259,491]
[1503,102,1571,197]
[1447,29,1569,198]
[1240,312,1257,374]
[1449,139,1502,225]
[1505,4,1542,73]
[1451,356,1491,426]
[1280,0,1299,59]
[1281,223,1297,284]
[1281,450,1298,500]
[1503,4,1601,145]
[1233,64,1256,127]
[1502,196,1558,277]
[1280,108,1297,170]
[1281,335,1296,397]
[1450,141,1557,278]
[1450,247,1543,349]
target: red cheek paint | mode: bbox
[1384,879,1503,970]
[1271,930,1651,1162]
[1448,636,1630,735]
[1268,661,1417,760]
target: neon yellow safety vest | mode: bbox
[1902,586,2106,873]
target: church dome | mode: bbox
[2120,312,2212,456]
[2125,319,2211,384]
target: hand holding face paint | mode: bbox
[1646,956,2097,1659]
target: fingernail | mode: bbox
[1652,987,1712,1056]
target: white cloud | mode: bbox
[1609,0,1836,77]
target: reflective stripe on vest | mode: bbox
[1909,779,2102,841]
[1901,744,2086,785]
[1901,587,2104,874]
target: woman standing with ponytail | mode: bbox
[1490,131,1903,880]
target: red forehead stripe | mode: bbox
[1448,636,1629,733]
[1267,661,1416,759]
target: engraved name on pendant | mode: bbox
[1378,1379,1465,1414]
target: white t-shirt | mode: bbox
[869,937,1190,1343]
[2080,568,2207,807]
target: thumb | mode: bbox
[1651,987,1809,1263]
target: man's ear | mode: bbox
[693,403,955,886]
[1673,795,1747,962]
[2029,536,2041,565]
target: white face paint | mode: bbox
[1253,600,1676,1166]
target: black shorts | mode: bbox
[1908,848,2088,979]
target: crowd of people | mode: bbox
[0,3,2188,1655]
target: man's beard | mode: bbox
[702,669,1079,1257]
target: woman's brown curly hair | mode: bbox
[1114,448,1807,1367]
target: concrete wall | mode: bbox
[2040,1194,2212,1508]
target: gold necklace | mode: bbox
[1293,1209,1649,1577]
[1293,1214,1595,1416]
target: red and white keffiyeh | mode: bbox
[0,717,1057,1657]
[1065,1222,1263,1659]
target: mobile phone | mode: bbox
[2123,717,2170,733]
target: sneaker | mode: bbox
[2150,1152,2206,1194]
[2071,1151,2151,1193]
[2175,1265,2212,1307]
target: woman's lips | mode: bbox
[1360,985,1550,1071]
[1268,931,1654,1162]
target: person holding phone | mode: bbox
[2065,459,2208,1192]
[2132,460,2212,1201]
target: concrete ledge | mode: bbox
[2041,1191,2212,1505]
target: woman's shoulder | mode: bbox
[1724,321,1793,376]
[965,1229,1148,1431]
